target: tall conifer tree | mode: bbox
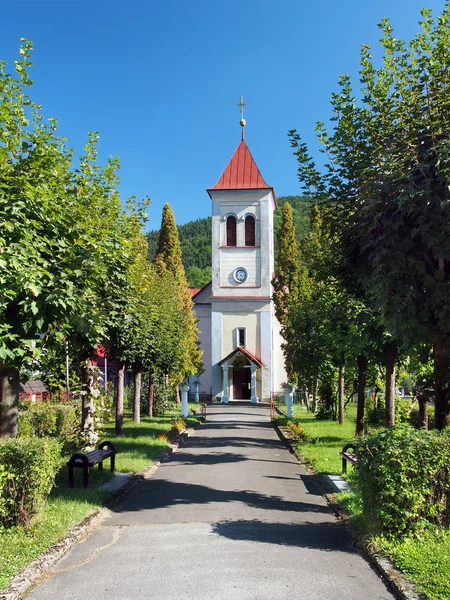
[155,204,203,382]
[272,202,300,326]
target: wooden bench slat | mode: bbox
[68,441,117,488]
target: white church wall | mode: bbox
[220,247,261,288]
[259,309,273,400]
[222,312,259,358]
[192,303,212,395]
[211,310,223,398]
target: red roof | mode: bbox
[190,288,201,297]
[219,346,263,367]
[208,140,275,198]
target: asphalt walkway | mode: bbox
[27,404,394,600]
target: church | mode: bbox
[190,110,287,402]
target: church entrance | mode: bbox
[233,366,251,400]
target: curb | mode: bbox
[0,425,197,600]
[272,420,424,600]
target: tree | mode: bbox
[289,5,450,428]
[0,41,139,439]
[272,202,300,327]
[154,204,203,383]
[0,41,81,436]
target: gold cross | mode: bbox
[237,95,247,120]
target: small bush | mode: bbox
[18,403,81,448]
[0,437,62,528]
[315,404,334,420]
[395,397,412,424]
[356,425,450,535]
[171,420,186,434]
[286,420,312,443]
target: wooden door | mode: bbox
[233,367,251,399]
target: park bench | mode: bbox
[340,443,358,474]
[68,441,117,488]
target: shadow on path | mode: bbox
[212,519,355,553]
[112,479,332,515]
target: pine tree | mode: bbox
[155,204,203,382]
[272,202,300,325]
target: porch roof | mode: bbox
[218,346,263,368]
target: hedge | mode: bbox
[356,425,450,535]
[18,403,81,447]
[0,437,62,528]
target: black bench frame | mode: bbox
[68,441,116,488]
[340,443,357,474]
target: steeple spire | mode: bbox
[237,95,247,141]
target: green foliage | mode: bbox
[185,266,212,288]
[273,196,311,268]
[18,403,81,448]
[0,39,152,437]
[0,437,62,527]
[153,378,173,416]
[154,204,203,381]
[147,197,310,287]
[272,202,300,327]
[356,425,450,535]
[37,344,82,393]
[289,5,450,428]
[378,529,450,600]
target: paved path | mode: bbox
[27,404,394,600]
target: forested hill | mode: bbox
[147,196,312,287]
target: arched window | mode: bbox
[245,215,256,246]
[226,216,237,246]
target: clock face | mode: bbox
[234,267,248,283]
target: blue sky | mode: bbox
[2,0,447,229]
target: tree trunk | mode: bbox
[356,354,367,436]
[133,365,142,424]
[304,387,310,411]
[80,357,95,435]
[0,361,20,438]
[338,359,345,425]
[384,341,397,428]
[312,379,318,413]
[175,386,180,405]
[147,372,154,418]
[433,338,450,430]
[417,392,428,429]
[116,360,125,436]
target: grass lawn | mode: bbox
[0,410,199,592]
[278,406,450,600]
[276,403,359,474]
[378,530,450,600]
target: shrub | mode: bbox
[395,397,412,424]
[286,420,312,443]
[315,404,334,420]
[154,381,172,416]
[356,425,450,535]
[171,420,186,434]
[366,393,385,425]
[0,437,62,528]
[18,403,81,448]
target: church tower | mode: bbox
[204,105,286,402]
